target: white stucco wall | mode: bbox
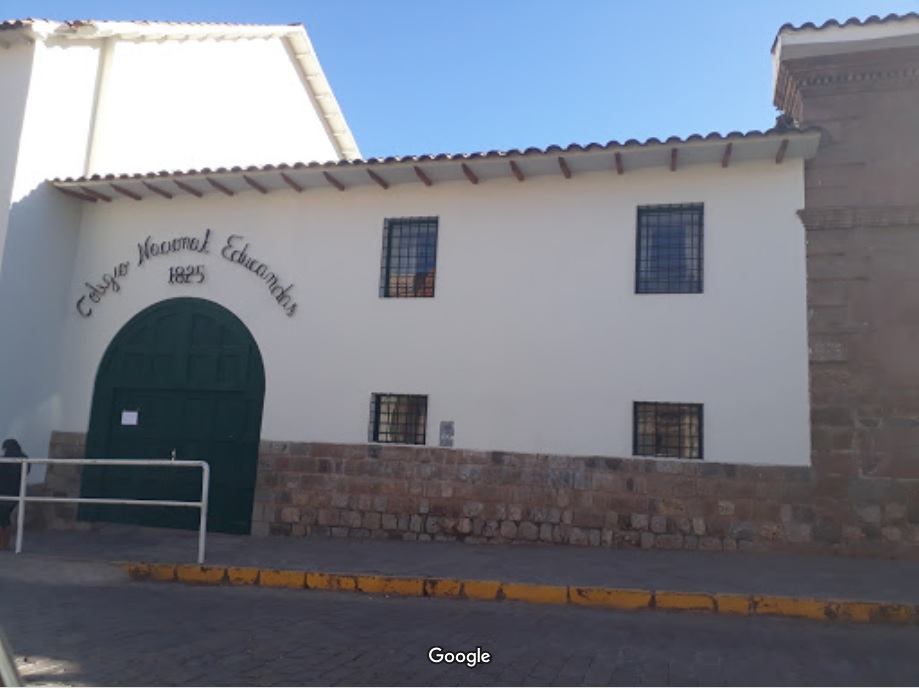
[88,37,340,174]
[52,159,811,465]
[0,43,34,271]
[0,41,99,468]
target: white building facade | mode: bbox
[11,17,904,554]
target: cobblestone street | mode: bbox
[2,557,919,686]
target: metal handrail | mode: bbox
[0,458,210,564]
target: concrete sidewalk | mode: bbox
[11,526,919,607]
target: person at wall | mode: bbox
[0,439,28,551]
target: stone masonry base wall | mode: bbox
[44,432,919,557]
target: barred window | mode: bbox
[635,204,703,294]
[370,394,428,445]
[633,402,703,459]
[380,217,438,298]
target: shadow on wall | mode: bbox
[0,183,83,477]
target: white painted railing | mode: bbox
[0,458,210,564]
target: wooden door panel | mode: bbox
[82,299,265,534]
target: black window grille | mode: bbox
[635,204,703,294]
[380,217,438,298]
[633,402,703,459]
[369,394,428,445]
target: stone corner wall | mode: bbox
[252,441,919,558]
[37,431,87,529]
[784,43,919,481]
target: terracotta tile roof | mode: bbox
[53,126,818,186]
[50,126,822,203]
[0,18,302,31]
[772,13,919,50]
[776,12,919,35]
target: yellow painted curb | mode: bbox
[424,578,464,598]
[175,564,227,585]
[149,564,177,581]
[227,566,260,586]
[355,575,425,597]
[258,569,306,589]
[458,579,502,602]
[306,572,357,591]
[655,591,716,612]
[501,582,568,605]
[570,587,652,610]
[117,562,919,626]
[713,593,753,615]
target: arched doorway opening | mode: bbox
[80,298,265,534]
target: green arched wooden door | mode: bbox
[80,298,265,534]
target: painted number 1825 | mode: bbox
[169,265,205,284]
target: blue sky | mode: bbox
[5,1,916,159]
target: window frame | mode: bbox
[369,393,428,445]
[632,401,704,460]
[379,216,439,298]
[635,203,704,294]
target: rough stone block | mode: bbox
[842,525,864,543]
[785,523,812,543]
[654,534,683,550]
[539,523,553,542]
[331,526,349,538]
[758,523,783,541]
[692,517,706,536]
[425,517,439,534]
[342,510,362,528]
[499,521,518,539]
[683,535,699,550]
[631,513,650,530]
[381,513,397,530]
[650,515,667,534]
[722,537,738,552]
[640,532,655,549]
[717,500,735,516]
[573,509,605,529]
[362,512,381,530]
[317,508,340,526]
[885,503,907,524]
[856,505,882,526]
[462,501,484,518]
[519,521,539,541]
[698,536,722,551]
[569,527,588,545]
[409,515,424,533]
[882,526,903,542]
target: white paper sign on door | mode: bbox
[121,411,139,426]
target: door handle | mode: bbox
[171,448,177,462]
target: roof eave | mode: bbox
[50,129,821,203]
